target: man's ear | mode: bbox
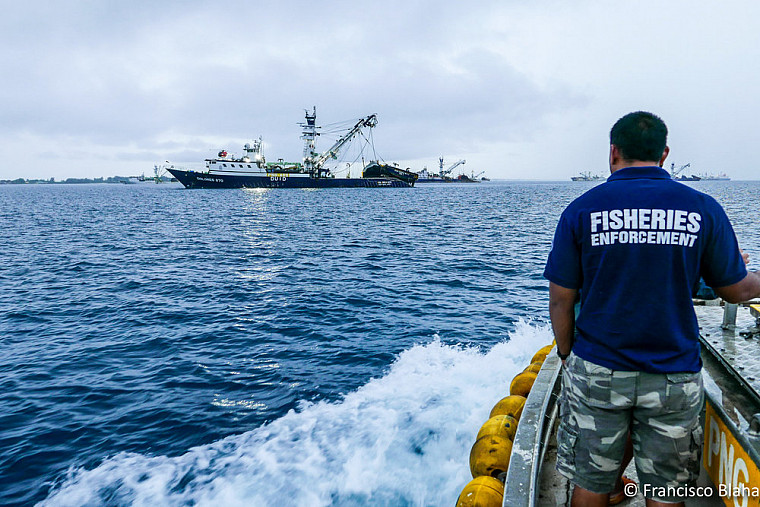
[609,144,622,167]
[659,146,670,167]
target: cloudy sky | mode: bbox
[3,0,759,181]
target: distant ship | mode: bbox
[415,158,466,183]
[448,160,483,183]
[570,171,604,181]
[168,108,417,189]
[699,172,731,181]
[670,162,701,181]
[456,173,480,183]
[415,167,449,183]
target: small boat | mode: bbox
[456,170,483,183]
[362,161,419,183]
[459,300,760,506]
[168,108,417,189]
[457,174,479,183]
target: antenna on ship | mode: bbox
[243,136,265,167]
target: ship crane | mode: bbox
[472,171,485,179]
[302,107,378,178]
[439,158,466,177]
[670,162,691,178]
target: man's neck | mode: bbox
[610,160,661,174]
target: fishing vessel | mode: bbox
[671,163,702,182]
[699,173,731,181]
[456,173,481,183]
[570,172,605,181]
[416,167,448,183]
[415,158,467,183]
[168,108,417,189]
[458,299,760,506]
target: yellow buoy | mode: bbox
[510,371,537,397]
[456,476,505,507]
[476,414,518,442]
[469,434,513,478]
[489,394,526,420]
[531,344,554,364]
[524,361,543,374]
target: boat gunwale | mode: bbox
[502,352,562,506]
[699,340,760,464]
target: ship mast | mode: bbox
[301,107,378,178]
[301,107,319,176]
[243,136,265,168]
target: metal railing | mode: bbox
[502,353,562,506]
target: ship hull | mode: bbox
[168,168,413,189]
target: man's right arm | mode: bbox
[714,271,760,303]
[549,282,578,359]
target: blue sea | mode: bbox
[1,180,757,506]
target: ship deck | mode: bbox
[517,302,760,506]
[697,302,760,402]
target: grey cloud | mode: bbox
[0,0,586,177]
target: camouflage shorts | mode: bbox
[556,353,704,502]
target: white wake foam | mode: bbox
[42,320,553,507]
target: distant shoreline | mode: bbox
[2,177,755,185]
[1,176,176,185]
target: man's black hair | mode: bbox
[609,111,668,162]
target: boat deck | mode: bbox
[536,417,721,506]
[697,302,760,403]
[527,303,760,506]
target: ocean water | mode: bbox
[1,180,757,506]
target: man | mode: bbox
[544,111,760,507]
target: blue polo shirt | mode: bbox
[544,166,747,373]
